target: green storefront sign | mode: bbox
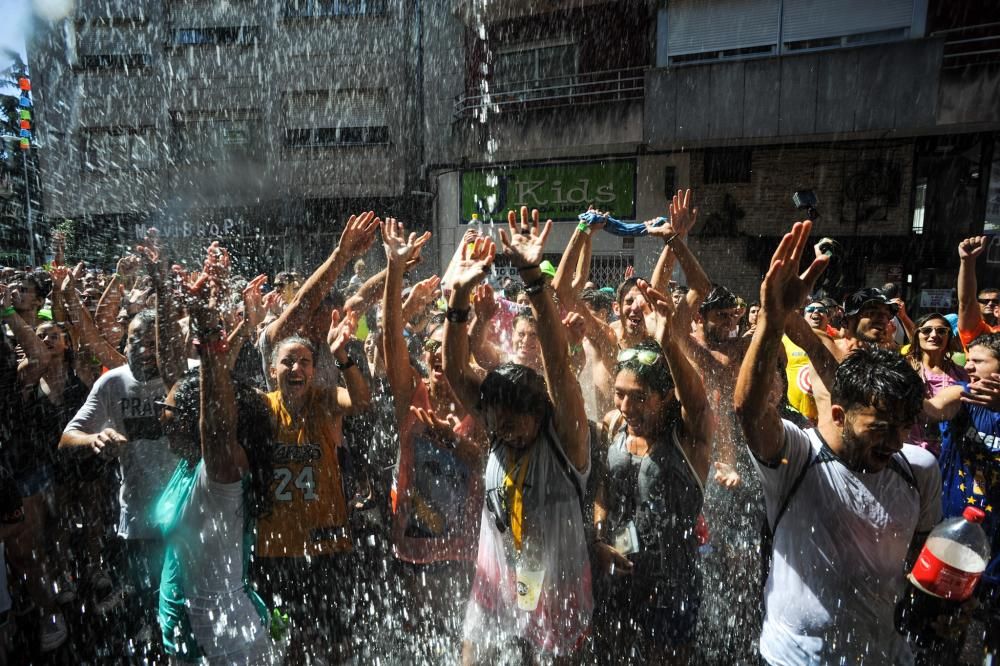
[460,160,636,223]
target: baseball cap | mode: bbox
[843,288,899,318]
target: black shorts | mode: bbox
[254,552,356,643]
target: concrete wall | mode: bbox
[646,39,944,147]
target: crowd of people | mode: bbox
[0,190,998,665]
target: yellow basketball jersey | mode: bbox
[781,336,818,422]
[257,388,351,558]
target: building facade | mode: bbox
[27,0,1000,306]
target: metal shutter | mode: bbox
[782,0,914,42]
[666,0,779,56]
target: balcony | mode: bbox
[453,66,646,120]
[933,21,1000,70]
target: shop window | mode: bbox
[172,26,260,46]
[284,0,387,17]
[494,40,578,89]
[284,126,389,147]
[82,128,157,172]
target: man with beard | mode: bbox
[736,221,941,665]
[60,310,179,653]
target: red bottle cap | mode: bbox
[963,506,986,523]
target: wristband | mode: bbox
[446,307,470,324]
[1,307,14,318]
[576,221,592,235]
[523,277,546,297]
[335,356,356,370]
[517,264,540,273]
[569,343,583,356]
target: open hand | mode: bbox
[637,279,675,343]
[714,462,741,489]
[339,211,381,259]
[563,311,585,348]
[498,207,551,269]
[408,275,442,311]
[410,405,461,444]
[242,274,268,329]
[381,218,431,267]
[962,373,1000,410]
[452,237,496,291]
[473,283,498,322]
[760,220,828,323]
[328,309,359,360]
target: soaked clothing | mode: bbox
[157,461,277,665]
[258,333,339,392]
[755,421,941,666]
[391,380,481,564]
[596,420,704,650]
[257,388,350,558]
[781,336,818,422]
[64,365,178,539]
[464,421,592,655]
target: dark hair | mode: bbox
[831,348,924,423]
[581,288,613,314]
[880,282,901,300]
[700,286,739,314]
[16,271,51,301]
[905,312,957,372]
[968,332,1000,360]
[513,308,536,329]
[171,371,276,520]
[269,335,316,368]
[616,277,641,309]
[977,287,999,297]
[36,321,75,370]
[615,338,675,397]
[479,362,550,420]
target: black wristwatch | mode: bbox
[446,307,471,323]
[335,356,356,370]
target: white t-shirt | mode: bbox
[754,420,941,666]
[64,365,179,540]
[169,465,272,663]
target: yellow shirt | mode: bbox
[782,336,818,422]
[257,388,350,558]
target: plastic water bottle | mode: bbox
[910,506,990,601]
[896,507,991,652]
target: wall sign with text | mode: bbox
[460,160,636,223]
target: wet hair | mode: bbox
[15,271,51,301]
[479,362,550,420]
[581,288,613,314]
[977,287,999,297]
[700,286,739,314]
[830,348,924,423]
[615,338,676,397]
[171,371,276,520]
[880,282,901,300]
[616,277,641,309]
[968,332,1000,360]
[269,335,316,368]
[905,312,957,371]
[513,308,536,329]
[36,321,75,369]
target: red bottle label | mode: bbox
[910,548,982,601]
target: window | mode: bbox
[82,128,157,172]
[76,21,151,69]
[494,41,578,89]
[78,53,150,69]
[704,148,753,184]
[172,26,260,46]
[170,117,259,161]
[284,0,387,17]
[284,126,389,147]
[283,89,389,148]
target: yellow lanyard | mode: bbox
[503,449,533,551]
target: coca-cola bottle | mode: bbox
[896,507,991,659]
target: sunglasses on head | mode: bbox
[918,326,950,337]
[617,348,661,366]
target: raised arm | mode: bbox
[957,236,987,337]
[0,285,50,387]
[649,189,699,294]
[380,218,432,412]
[137,241,187,389]
[443,238,496,416]
[265,211,379,345]
[500,207,589,471]
[94,257,134,345]
[638,280,713,482]
[469,283,503,371]
[735,221,828,463]
[553,219,592,304]
[327,310,370,415]
[52,266,125,370]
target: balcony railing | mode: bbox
[453,66,646,120]
[933,21,1000,70]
